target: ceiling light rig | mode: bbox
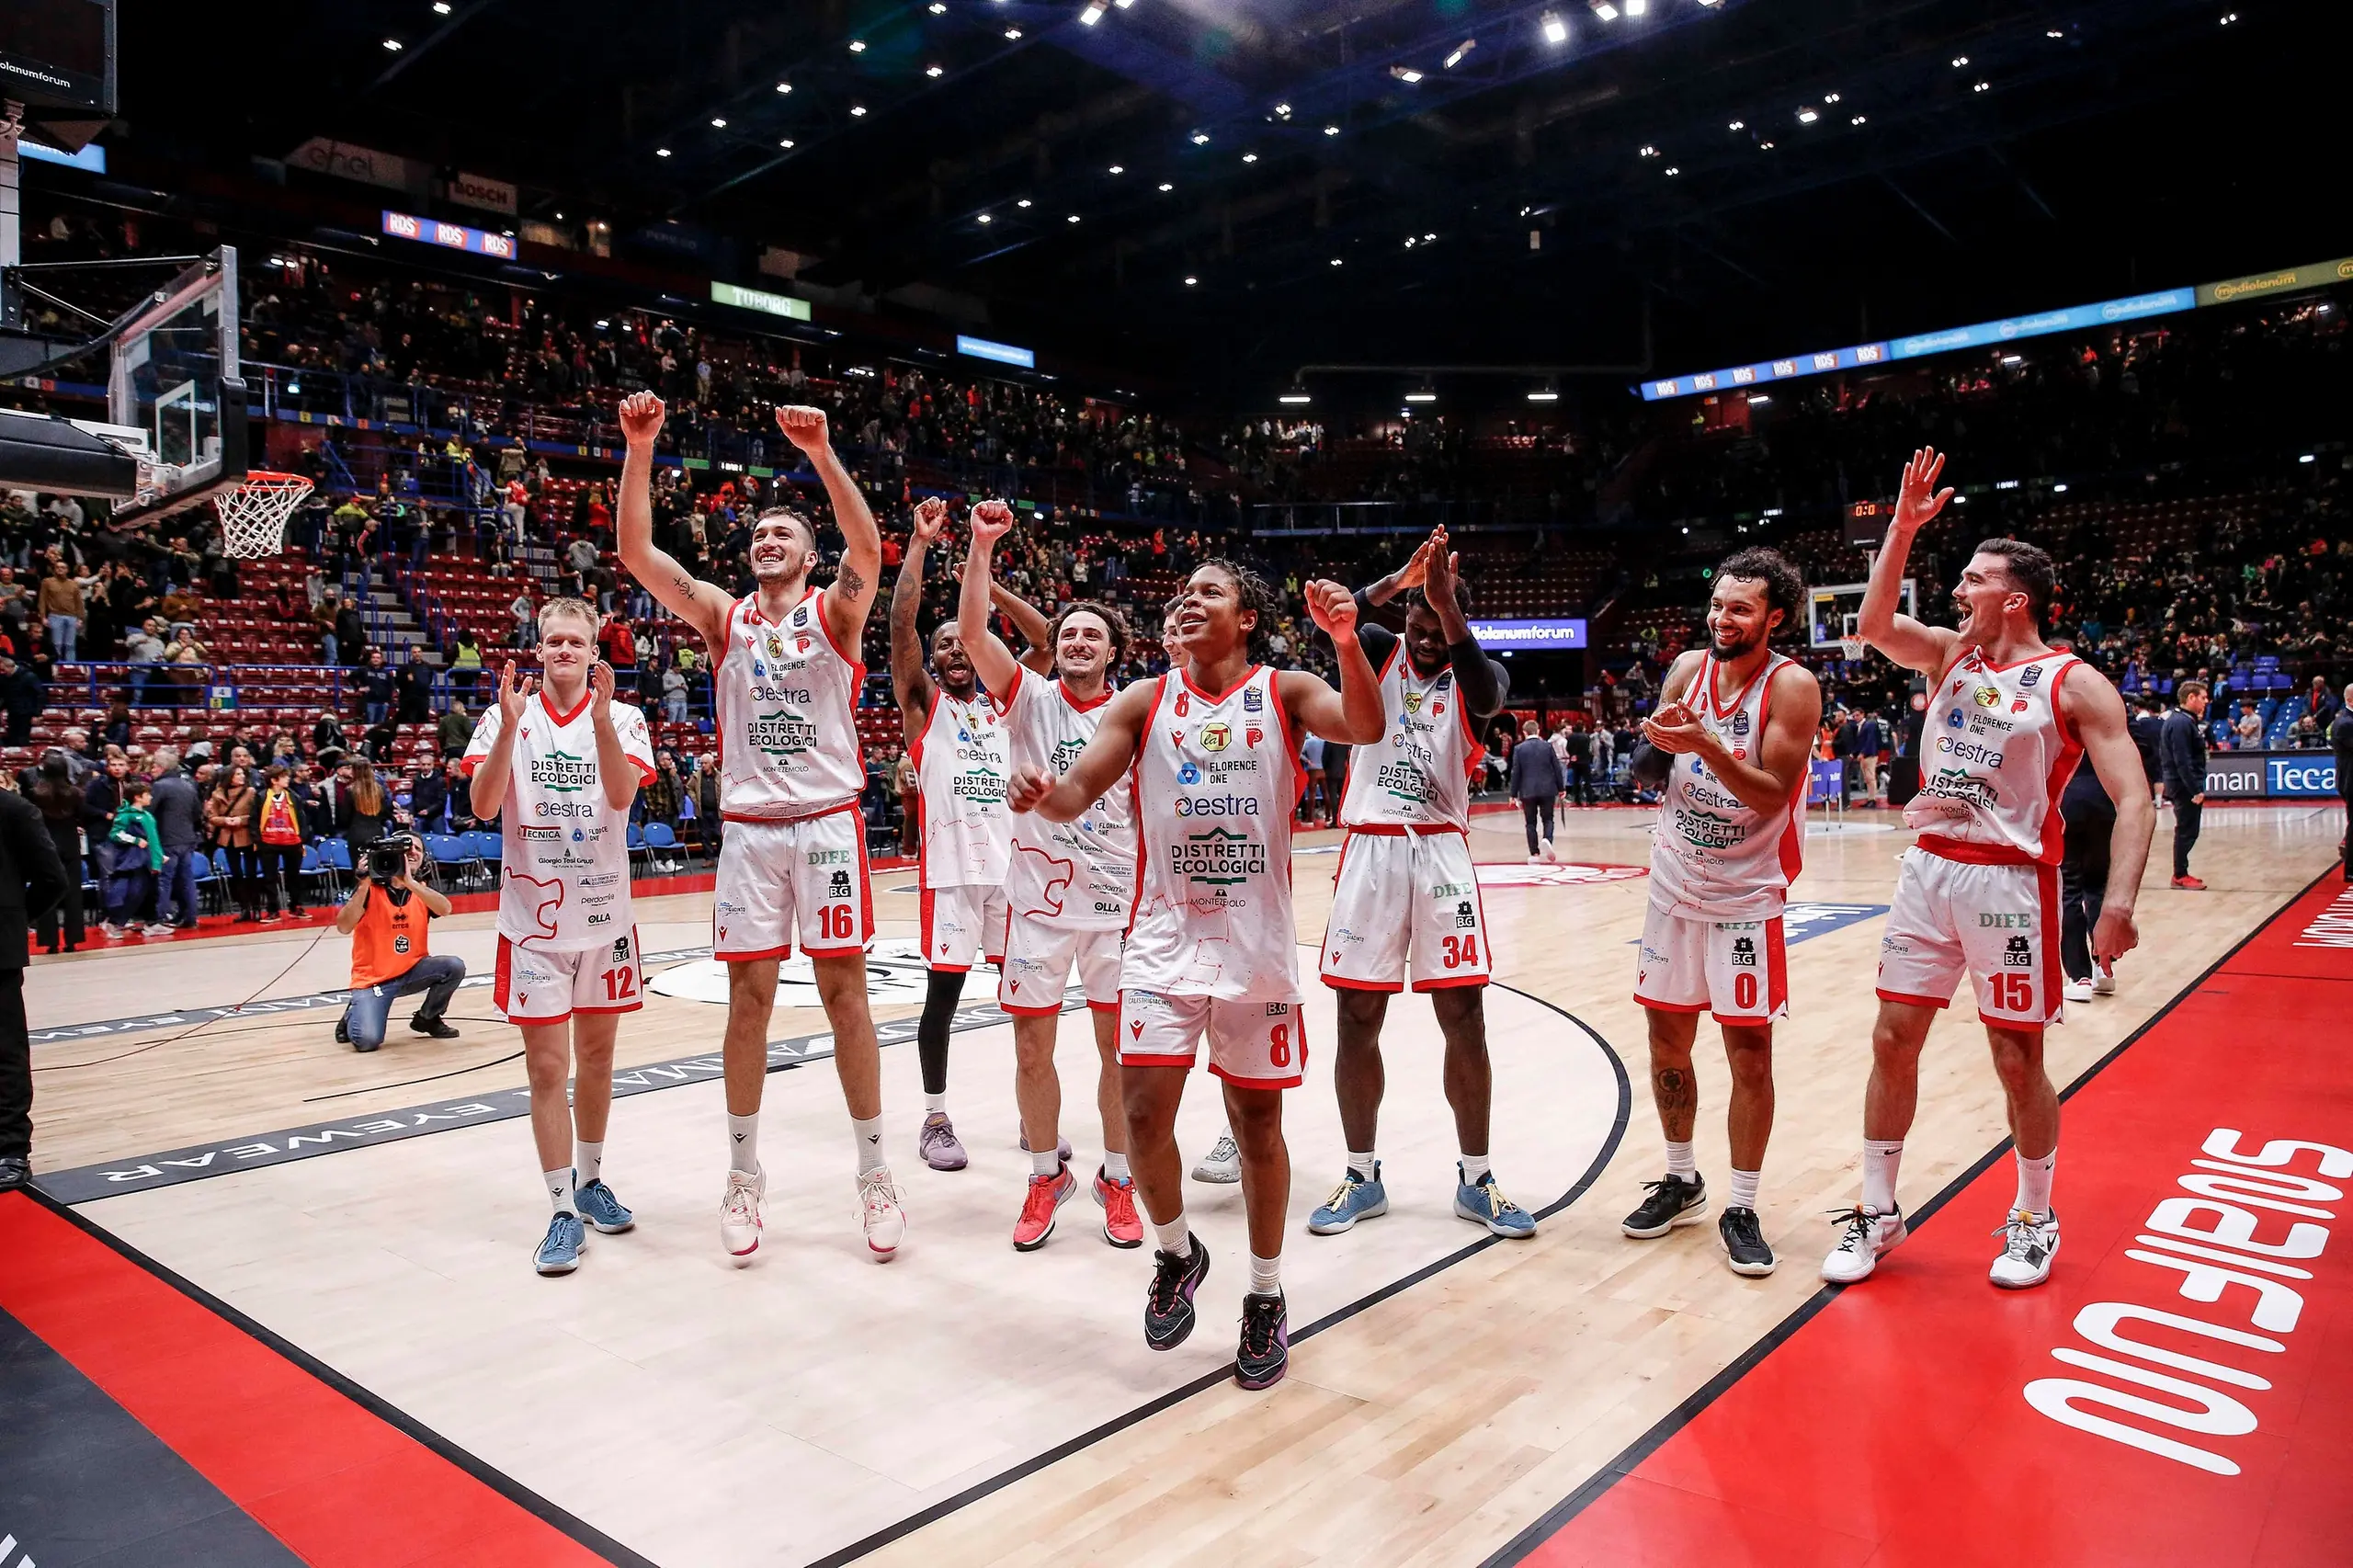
[1157,182,1174,191]
[848,39,866,52]
[1323,123,1341,137]
[1016,198,1033,208]
[1850,114,1867,125]
[1391,65,1424,83]
[776,81,792,93]
[1080,3,1106,23]
[1625,0,1647,14]
[1797,108,1817,123]
[926,63,944,76]
[1191,131,1211,145]
[1444,40,1475,67]
[1727,119,1745,131]
[1242,153,1258,164]
[1004,27,1021,40]
[1541,12,1570,45]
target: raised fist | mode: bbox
[971,499,1015,545]
[910,495,949,545]
[775,404,830,454]
[619,390,665,447]
[1304,579,1358,639]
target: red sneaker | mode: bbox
[1013,1164,1076,1252]
[2171,875,2208,891]
[1095,1166,1144,1249]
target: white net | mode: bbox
[213,472,313,559]
[1838,637,1867,664]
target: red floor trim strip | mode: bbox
[0,1191,653,1568]
[1495,870,2353,1568]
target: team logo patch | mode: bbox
[1404,690,1424,714]
[1732,710,1752,737]
[392,935,411,955]
[1245,726,1263,747]
[1243,686,1264,713]
[792,606,810,629]
[1431,701,1445,716]
[1973,686,2001,708]
[1200,722,1233,752]
[1178,763,1201,785]
[2019,664,2042,687]
[613,935,632,960]
[796,637,811,654]
[2012,699,2029,713]
[765,631,786,661]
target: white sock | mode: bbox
[925,1091,949,1116]
[1347,1148,1378,1180]
[1249,1253,1282,1295]
[1104,1151,1131,1184]
[1153,1212,1190,1256]
[1728,1167,1760,1210]
[1863,1139,1904,1213]
[726,1113,759,1175]
[852,1114,887,1176]
[2015,1148,2056,1215]
[1031,1146,1062,1178]
[1665,1140,1697,1181]
[544,1166,575,1215]
[1459,1153,1491,1185]
[573,1141,603,1187]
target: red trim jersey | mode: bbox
[461,691,654,952]
[711,588,867,820]
[1905,646,2083,865]
[1336,646,1481,831]
[1123,665,1302,1001]
[912,685,1013,890]
[1649,652,1804,921]
[1001,666,1135,929]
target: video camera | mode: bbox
[368,832,419,887]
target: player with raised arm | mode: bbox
[462,607,654,1277]
[961,501,1143,1249]
[613,390,906,1263]
[1307,528,1531,1243]
[1617,548,1822,1277]
[1823,448,2154,1290]
[1007,562,1385,1389]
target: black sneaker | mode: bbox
[0,1155,28,1192]
[409,1014,460,1040]
[1235,1290,1290,1389]
[1143,1234,1211,1351]
[335,1014,351,1045]
[1719,1206,1777,1276]
[1620,1172,1709,1238]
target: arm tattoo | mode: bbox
[837,565,867,599]
[673,574,696,598]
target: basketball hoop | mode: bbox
[1837,637,1867,665]
[212,471,313,559]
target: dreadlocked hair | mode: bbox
[1194,558,1277,662]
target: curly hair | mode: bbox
[1713,547,1805,642]
[1051,599,1131,666]
[1193,558,1277,662]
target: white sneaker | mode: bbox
[858,1168,905,1260]
[2092,960,2116,995]
[1820,1204,1907,1284]
[1191,1131,1242,1184]
[1526,852,1545,865]
[142,922,176,937]
[721,1165,766,1261]
[1540,837,1561,863]
[2063,978,2095,1004]
[1990,1208,2061,1289]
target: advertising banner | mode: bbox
[1890,289,2195,359]
[1466,618,1588,650]
[381,210,517,260]
[2198,256,2353,308]
[711,280,812,321]
[290,138,427,195]
[2200,750,2339,800]
[448,170,517,216]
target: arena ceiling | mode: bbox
[124,1,2347,405]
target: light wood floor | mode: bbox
[22,801,2343,1567]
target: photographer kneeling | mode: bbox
[335,833,464,1052]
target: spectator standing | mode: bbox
[148,747,206,930]
[28,753,86,953]
[1563,722,1595,808]
[0,784,69,1189]
[1510,718,1566,860]
[450,630,483,699]
[2162,679,2211,890]
[396,649,435,725]
[362,648,396,726]
[660,662,689,724]
[2233,699,2263,751]
[2130,694,2165,801]
[0,655,40,746]
[1855,710,1885,804]
[250,762,308,919]
[103,780,163,937]
[206,764,259,922]
[338,760,393,852]
[438,697,475,759]
[335,597,368,668]
[38,559,84,664]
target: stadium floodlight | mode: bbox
[1851,115,1867,125]
[1424,232,1437,241]
[1330,257,1344,267]
[926,64,944,76]
[655,147,672,157]
[2052,483,2069,493]
[779,138,795,148]
[2048,27,2063,36]
[1017,198,1033,207]
[931,2,946,10]
[1067,214,1081,223]
[1665,165,1679,176]
[1108,164,1124,174]
[1541,12,1570,45]
[849,39,867,52]
[1242,153,1258,164]
[1728,119,1745,131]
[1279,387,1312,404]
[1824,93,1842,104]
[1589,0,1618,17]
[1324,124,1341,136]
[1952,55,1969,67]
[1391,66,1424,83]
[711,118,727,127]
[850,104,868,116]
[1274,102,1292,117]
[1005,28,1022,39]
[1081,3,1106,24]
[1639,144,1658,157]
[382,38,404,51]
[1973,80,1990,93]
[2221,11,2238,23]
[1759,140,1775,150]
[1158,182,1174,191]
[1184,276,1198,285]
[1797,108,1817,124]
[1625,0,1647,13]
[433,2,452,13]
[1445,40,1476,67]
[977,213,992,223]
[1192,131,1211,144]
[777,81,793,93]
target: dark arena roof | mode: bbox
[113,0,2347,409]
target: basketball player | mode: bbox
[462,609,653,1276]
[1308,528,1532,1241]
[1617,548,1820,1277]
[890,495,1051,1170]
[613,391,906,1262]
[1008,562,1383,1388]
[1167,594,1241,1189]
[958,502,1144,1249]
[1824,448,2153,1290]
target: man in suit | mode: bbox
[2161,680,2211,891]
[1,785,71,1188]
[2332,684,2353,882]
[2129,694,2165,801]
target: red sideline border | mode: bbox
[1481,864,2342,1568]
[0,1187,654,1568]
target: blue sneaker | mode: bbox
[534,1211,585,1276]
[1307,1164,1389,1235]
[574,1177,634,1234]
[1455,1166,1537,1239]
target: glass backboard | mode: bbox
[106,246,245,522]
[1809,579,1916,650]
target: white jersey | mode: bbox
[1649,652,1804,920]
[1124,665,1301,1001]
[710,588,866,820]
[1338,645,1482,831]
[1907,645,2084,865]
[1002,666,1136,929]
[462,692,654,952]
[914,684,1013,889]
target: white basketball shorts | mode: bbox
[1876,846,2062,1028]
[711,806,872,961]
[1118,989,1305,1090]
[999,914,1123,1015]
[1318,825,1492,993]
[920,882,1007,972]
[494,927,643,1026]
[1633,902,1788,1026]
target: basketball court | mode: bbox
[9,804,2347,1566]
